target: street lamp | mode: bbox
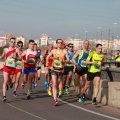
[85,31,88,40]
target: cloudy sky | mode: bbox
[0,0,120,40]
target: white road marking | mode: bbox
[58,98,120,120]
[0,90,47,120]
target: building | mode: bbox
[16,36,25,46]
[40,34,52,46]
[0,36,6,47]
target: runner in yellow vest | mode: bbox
[80,43,105,105]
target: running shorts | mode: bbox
[75,67,88,76]
[87,72,101,81]
[3,66,15,75]
[23,67,36,74]
[51,70,63,79]
[63,66,74,75]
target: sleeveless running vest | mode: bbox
[24,49,37,68]
[52,49,65,72]
[16,50,23,69]
[115,55,120,61]
[66,51,74,66]
[87,51,104,73]
[77,50,89,68]
[5,48,16,68]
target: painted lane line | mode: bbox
[58,98,120,120]
[7,103,47,120]
[0,89,47,120]
[0,96,47,120]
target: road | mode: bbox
[0,73,120,120]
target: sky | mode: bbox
[0,0,120,40]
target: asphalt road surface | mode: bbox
[0,72,120,120]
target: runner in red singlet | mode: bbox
[20,40,37,99]
[0,37,21,101]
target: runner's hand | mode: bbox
[0,56,2,59]
[93,61,98,65]
[76,64,82,70]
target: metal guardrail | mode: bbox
[103,61,120,72]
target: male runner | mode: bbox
[43,44,53,89]
[46,39,69,106]
[0,37,21,101]
[72,40,89,102]
[13,41,23,97]
[80,43,105,105]
[62,43,74,95]
[21,40,37,99]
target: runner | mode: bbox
[32,43,38,89]
[20,40,37,99]
[46,39,69,106]
[35,49,42,86]
[43,44,53,89]
[72,40,89,102]
[62,43,74,95]
[80,43,105,105]
[0,37,21,101]
[13,41,23,97]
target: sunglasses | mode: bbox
[69,46,73,48]
[57,42,62,44]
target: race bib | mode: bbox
[53,60,63,70]
[16,61,23,69]
[27,58,36,64]
[67,60,74,66]
[6,58,16,68]
[80,60,87,68]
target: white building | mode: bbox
[40,34,52,46]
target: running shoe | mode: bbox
[78,97,85,102]
[71,80,75,86]
[62,89,65,95]
[26,94,31,100]
[44,81,49,89]
[32,82,35,89]
[44,81,48,87]
[58,91,62,98]
[10,83,14,88]
[54,100,58,106]
[65,87,70,94]
[2,96,7,102]
[20,84,24,89]
[47,87,52,96]
[92,99,97,105]
[13,91,17,97]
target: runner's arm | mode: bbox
[21,50,27,63]
[16,48,22,60]
[46,50,53,66]
[72,50,80,66]
[0,48,6,59]
[64,50,69,63]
